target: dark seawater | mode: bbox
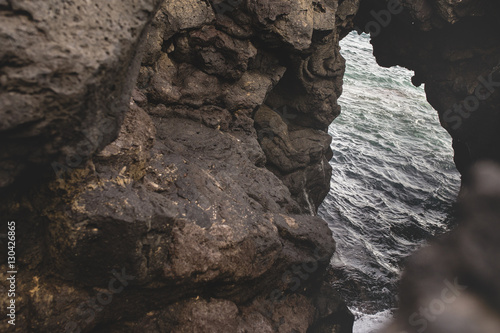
[318,32,461,332]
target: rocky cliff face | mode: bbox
[0,1,357,332]
[1,0,499,332]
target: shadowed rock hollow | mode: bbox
[1,0,500,332]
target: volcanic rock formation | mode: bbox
[1,0,500,332]
[1,0,356,331]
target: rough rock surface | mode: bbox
[0,0,164,188]
[2,0,500,332]
[0,0,356,332]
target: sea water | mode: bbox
[318,32,461,332]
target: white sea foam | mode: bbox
[351,308,394,333]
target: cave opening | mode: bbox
[318,31,461,329]
[4,1,500,332]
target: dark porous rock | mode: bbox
[0,0,164,189]
[0,1,357,331]
[10,0,500,332]
[138,0,349,212]
[0,101,345,331]
[255,105,333,213]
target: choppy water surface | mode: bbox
[318,32,461,331]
